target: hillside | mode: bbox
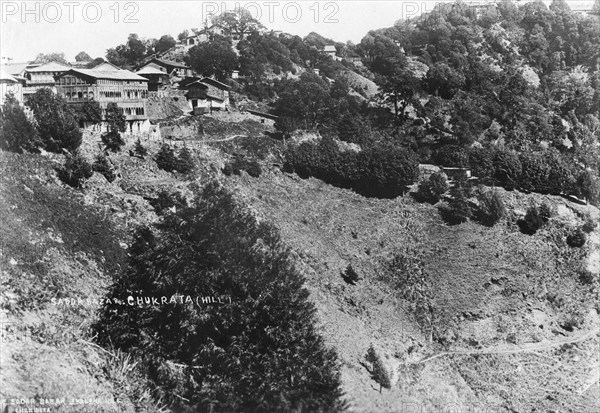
[1,119,598,411]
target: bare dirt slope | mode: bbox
[225,167,599,413]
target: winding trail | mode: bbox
[411,328,600,365]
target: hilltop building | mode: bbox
[136,66,170,92]
[56,68,150,133]
[138,58,193,78]
[181,77,231,113]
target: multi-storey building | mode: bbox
[22,61,71,97]
[56,68,150,133]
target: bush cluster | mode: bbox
[416,171,449,203]
[149,190,188,215]
[438,186,473,225]
[518,203,552,235]
[156,145,196,175]
[92,153,117,182]
[93,182,344,412]
[284,137,419,198]
[223,155,262,178]
[465,146,598,204]
[57,152,93,188]
[101,130,125,152]
[473,188,506,227]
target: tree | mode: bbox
[101,131,125,152]
[366,345,392,392]
[416,171,449,203]
[70,100,102,127]
[186,36,239,81]
[106,33,148,67]
[176,147,195,174]
[93,183,345,412]
[58,152,93,188]
[92,153,117,182]
[105,102,126,133]
[134,139,148,158]
[177,29,190,41]
[27,88,82,152]
[75,51,92,62]
[155,35,177,54]
[274,73,331,132]
[86,57,106,69]
[155,144,177,172]
[211,9,264,39]
[0,93,41,153]
[33,52,68,65]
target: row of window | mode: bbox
[101,91,122,98]
[102,107,145,116]
[65,91,93,100]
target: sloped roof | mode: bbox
[26,61,71,72]
[137,66,169,75]
[2,62,30,76]
[91,61,122,71]
[323,45,337,52]
[0,67,18,82]
[199,77,230,90]
[59,68,148,81]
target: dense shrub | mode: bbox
[365,345,391,392]
[416,171,449,203]
[439,187,472,225]
[245,160,262,177]
[518,204,549,235]
[57,152,93,188]
[566,229,586,248]
[155,144,177,172]
[101,130,125,152]
[0,93,41,153]
[473,189,506,226]
[434,145,469,168]
[149,190,188,215]
[355,145,420,198]
[286,138,419,198]
[92,153,117,182]
[134,139,148,157]
[575,170,600,206]
[341,264,360,285]
[93,183,344,412]
[492,148,522,190]
[519,151,551,193]
[545,151,576,195]
[468,146,494,180]
[224,155,262,178]
[176,147,195,175]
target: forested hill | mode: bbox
[275,0,600,204]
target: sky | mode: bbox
[0,1,595,63]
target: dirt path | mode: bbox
[412,328,600,364]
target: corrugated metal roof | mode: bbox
[199,77,230,89]
[137,66,169,75]
[0,67,18,82]
[2,62,30,76]
[60,68,149,81]
[26,61,71,72]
